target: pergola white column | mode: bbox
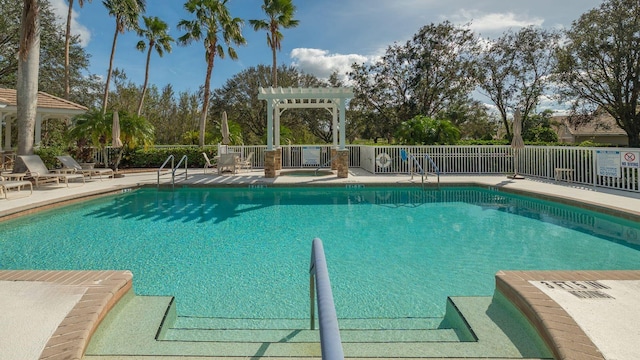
[258,87,354,150]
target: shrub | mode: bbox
[119,147,217,168]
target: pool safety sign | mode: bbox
[596,150,621,177]
[621,151,640,168]
[302,146,321,165]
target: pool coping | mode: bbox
[496,270,640,360]
[0,270,132,360]
[2,174,640,358]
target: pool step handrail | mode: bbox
[158,155,175,187]
[157,155,188,187]
[315,158,333,175]
[401,149,426,185]
[172,155,188,187]
[309,238,344,360]
[424,154,440,187]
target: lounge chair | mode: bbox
[56,155,114,180]
[236,152,254,171]
[0,176,32,199]
[18,155,85,187]
[218,153,239,175]
[203,152,216,174]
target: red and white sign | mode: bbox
[621,151,640,168]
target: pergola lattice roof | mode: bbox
[258,87,354,150]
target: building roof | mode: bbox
[0,87,88,112]
[552,112,627,137]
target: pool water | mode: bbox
[1,187,639,320]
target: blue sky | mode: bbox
[50,0,603,97]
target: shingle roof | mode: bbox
[552,113,627,136]
[0,87,88,111]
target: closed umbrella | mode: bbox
[510,109,525,179]
[112,111,123,148]
[221,111,230,145]
[112,111,124,176]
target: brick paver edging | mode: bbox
[0,270,133,360]
[496,270,640,360]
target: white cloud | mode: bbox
[290,48,375,84]
[451,9,544,32]
[49,0,92,47]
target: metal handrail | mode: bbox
[157,155,174,187]
[309,238,344,360]
[401,149,425,185]
[315,158,333,175]
[173,155,188,186]
[424,154,440,186]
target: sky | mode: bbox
[49,0,604,97]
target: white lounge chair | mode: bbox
[236,152,254,171]
[18,155,85,187]
[56,155,114,180]
[203,152,216,174]
[0,176,32,199]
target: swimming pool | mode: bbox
[1,187,639,320]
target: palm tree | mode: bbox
[249,0,299,87]
[64,0,91,100]
[17,0,40,156]
[102,0,146,114]
[178,0,246,147]
[136,16,173,116]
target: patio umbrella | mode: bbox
[112,111,124,176]
[221,111,230,145]
[510,109,525,179]
[112,111,123,148]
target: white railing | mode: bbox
[370,145,513,175]
[95,144,639,193]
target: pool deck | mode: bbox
[1,168,640,359]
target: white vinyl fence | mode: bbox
[96,144,640,193]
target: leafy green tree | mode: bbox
[477,26,560,138]
[102,0,146,114]
[249,0,299,87]
[178,0,246,147]
[1,0,99,106]
[436,100,497,140]
[349,21,478,142]
[522,110,558,142]
[65,0,91,99]
[395,115,460,145]
[556,0,640,147]
[136,16,173,116]
[17,0,40,156]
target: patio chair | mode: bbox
[0,176,32,199]
[56,155,114,180]
[18,155,85,187]
[236,152,254,171]
[218,153,239,175]
[203,152,216,174]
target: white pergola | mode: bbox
[258,87,354,150]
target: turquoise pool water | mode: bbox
[1,187,639,320]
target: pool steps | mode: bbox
[85,291,552,358]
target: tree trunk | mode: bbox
[64,0,73,99]
[271,38,277,87]
[103,18,120,114]
[137,43,153,116]
[17,0,40,156]
[628,131,640,148]
[199,47,215,147]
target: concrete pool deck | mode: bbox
[1,168,640,359]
